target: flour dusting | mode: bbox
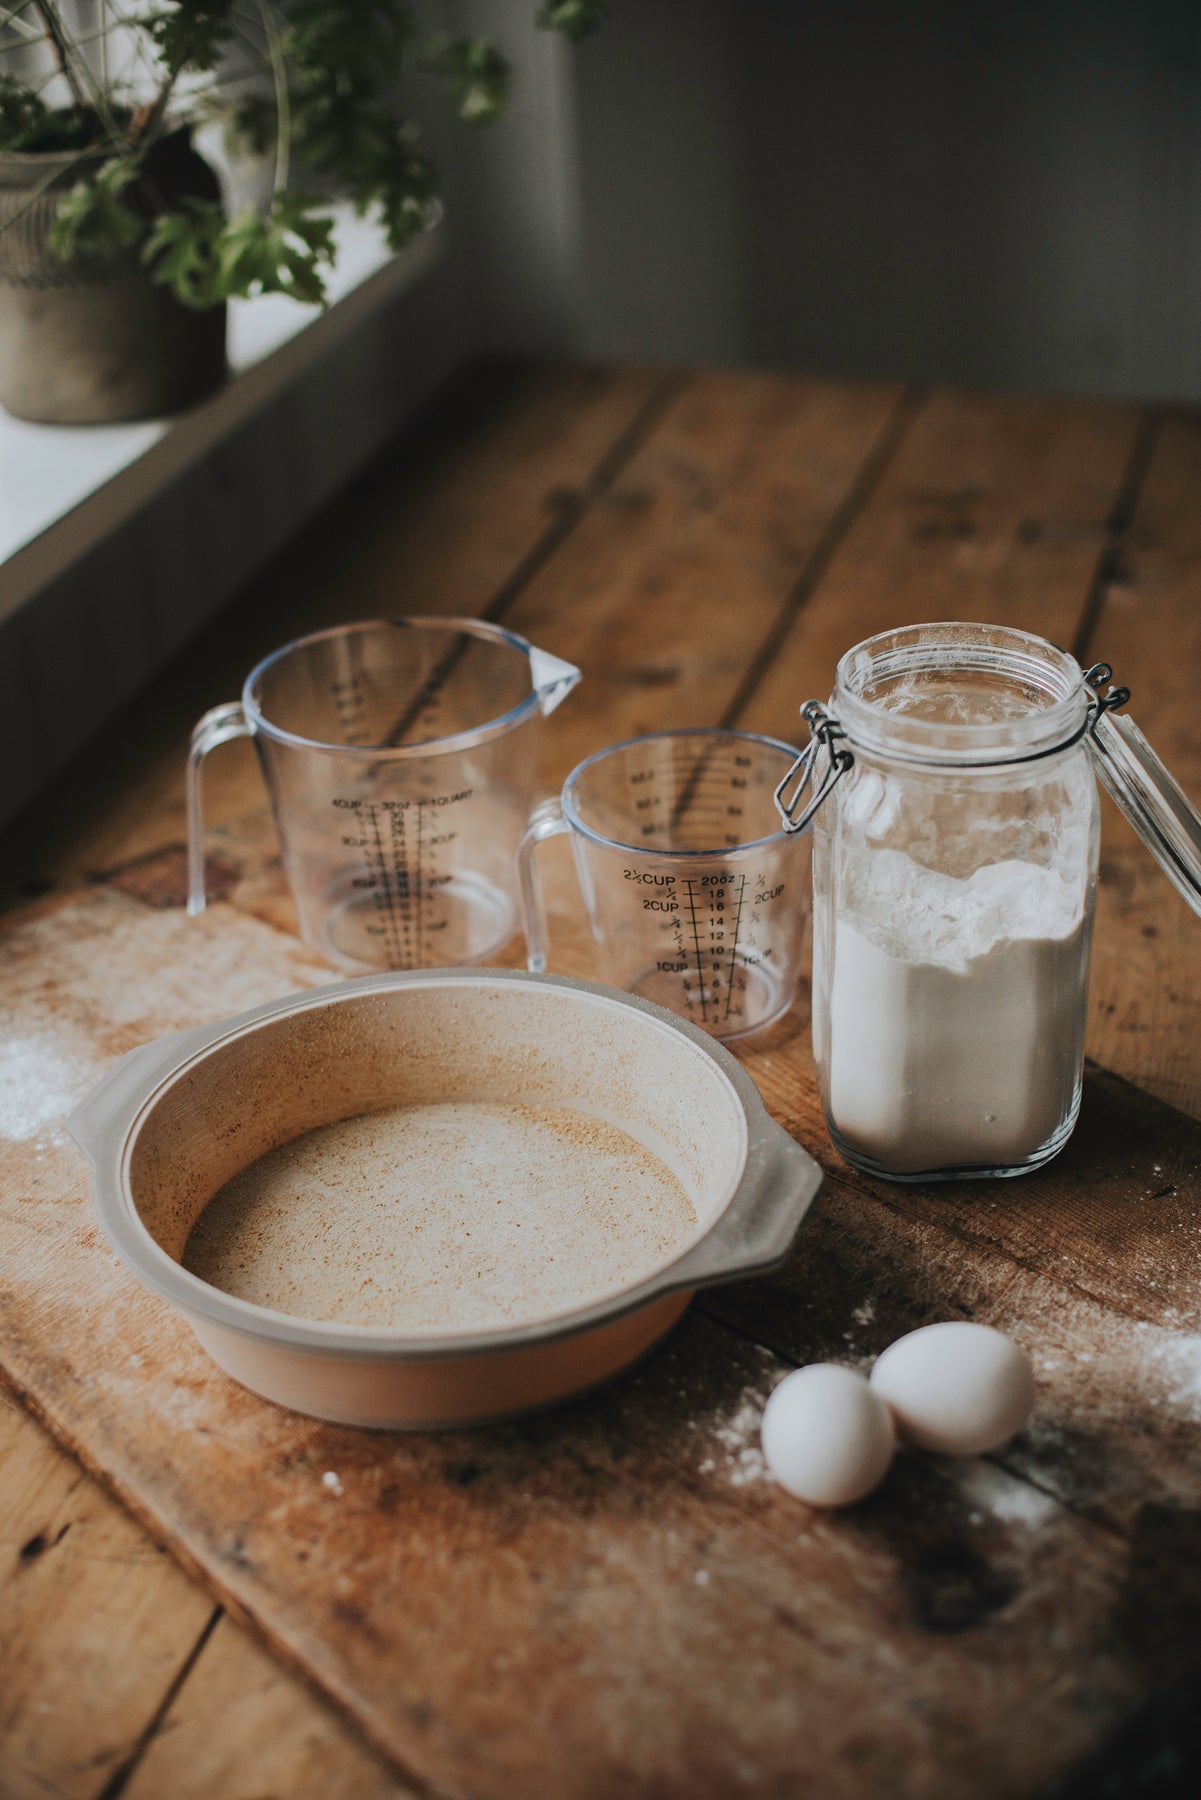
[959,1460,1060,1529]
[0,1039,93,1141]
[696,1349,784,1488]
[1146,1333,1201,1423]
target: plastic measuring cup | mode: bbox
[518,729,809,1039]
[187,617,580,973]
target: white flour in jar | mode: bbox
[824,847,1089,1174]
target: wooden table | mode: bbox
[2,361,1200,1800]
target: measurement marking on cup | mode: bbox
[387,804,415,968]
[334,789,473,968]
[369,805,406,968]
[724,875,748,1022]
[683,880,709,1025]
[414,794,425,968]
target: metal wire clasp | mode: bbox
[774,701,855,835]
[1082,661,1131,735]
[773,664,1127,837]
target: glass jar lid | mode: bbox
[1088,703,1201,917]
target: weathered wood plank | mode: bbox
[5,370,913,970]
[121,1616,417,1800]
[698,1171,1201,1800]
[501,369,908,777]
[0,369,918,1800]
[739,387,1143,742]
[2,368,1200,1797]
[1,1366,420,1800]
[0,824,1198,1798]
[0,1380,215,1800]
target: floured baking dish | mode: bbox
[68,970,821,1428]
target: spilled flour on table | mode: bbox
[0,1040,88,1141]
[714,1399,769,1487]
[1140,1332,1201,1423]
[695,1347,783,1488]
[958,1459,1060,1530]
[0,892,328,1152]
[986,1279,1201,1517]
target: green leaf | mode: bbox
[366,149,439,250]
[537,0,606,42]
[140,196,225,307]
[4,0,604,295]
[50,158,145,264]
[288,82,439,249]
[143,195,337,308]
[286,1,416,89]
[215,196,337,305]
[143,2,236,78]
[427,37,510,125]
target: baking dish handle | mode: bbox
[66,1023,219,1165]
[665,1114,822,1291]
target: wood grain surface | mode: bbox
[1,359,1199,1799]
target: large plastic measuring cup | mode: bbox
[188,617,580,973]
[518,729,809,1039]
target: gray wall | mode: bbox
[439,0,746,368]
[733,0,1201,401]
[448,0,1201,404]
[432,0,585,354]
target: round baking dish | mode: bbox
[68,970,821,1428]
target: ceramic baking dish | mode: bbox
[68,970,821,1428]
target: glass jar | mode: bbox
[792,624,1110,1181]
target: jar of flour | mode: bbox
[775,622,1201,1182]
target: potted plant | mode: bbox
[0,1,602,424]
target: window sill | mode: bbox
[0,206,466,828]
[0,207,442,621]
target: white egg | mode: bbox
[869,1322,1035,1456]
[760,1363,896,1507]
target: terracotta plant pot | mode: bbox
[0,128,227,424]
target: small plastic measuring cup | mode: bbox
[188,617,580,973]
[518,729,809,1039]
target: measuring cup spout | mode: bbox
[529,645,582,717]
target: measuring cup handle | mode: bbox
[517,797,570,973]
[187,702,252,917]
